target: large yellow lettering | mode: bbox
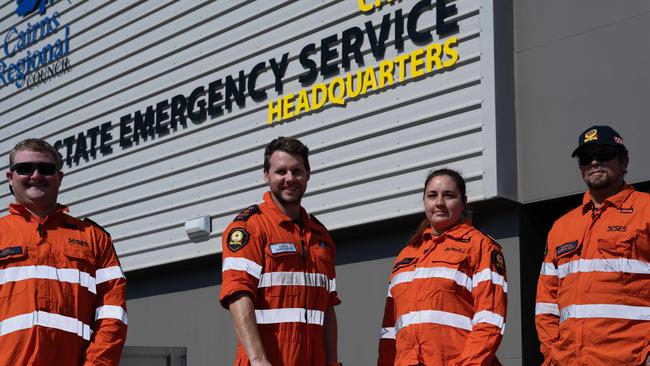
[425,43,442,72]
[378,60,394,88]
[311,83,328,110]
[268,98,282,125]
[282,93,295,119]
[442,37,459,67]
[358,0,380,12]
[410,48,425,78]
[346,70,363,99]
[328,77,346,105]
[393,54,410,82]
[360,66,378,95]
[295,89,310,116]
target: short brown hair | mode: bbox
[10,138,63,170]
[263,137,310,172]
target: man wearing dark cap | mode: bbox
[535,126,650,365]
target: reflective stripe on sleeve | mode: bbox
[222,257,263,279]
[0,265,97,294]
[558,258,650,279]
[379,327,395,339]
[96,266,125,284]
[535,302,560,316]
[395,310,472,334]
[539,262,558,276]
[560,304,650,323]
[96,305,128,324]
[472,268,508,293]
[258,272,336,292]
[389,267,472,296]
[255,308,325,325]
[0,311,92,340]
[472,310,506,334]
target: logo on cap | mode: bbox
[584,129,598,143]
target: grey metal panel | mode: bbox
[515,0,650,203]
[0,0,501,270]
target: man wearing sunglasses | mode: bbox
[536,126,650,366]
[1,138,127,365]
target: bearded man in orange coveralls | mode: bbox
[378,168,507,366]
[0,138,127,365]
[536,125,650,366]
[220,137,342,366]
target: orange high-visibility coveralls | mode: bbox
[536,185,650,365]
[378,223,507,366]
[0,204,127,365]
[220,192,341,366]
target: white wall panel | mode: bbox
[0,0,500,271]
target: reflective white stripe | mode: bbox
[95,305,128,325]
[0,265,97,294]
[96,266,124,284]
[255,308,324,325]
[395,310,472,334]
[558,258,650,279]
[222,257,262,279]
[472,310,506,334]
[379,327,395,339]
[560,304,650,323]
[535,302,560,316]
[472,268,508,293]
[258,272,336,292]
[0,311,92,340]
[539,262,558,276]
[389,267,472,296]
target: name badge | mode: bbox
[270,243,297,254]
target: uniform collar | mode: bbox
[9,203,69,222]
[422,221,474,242]
[262,191,309,224]
[581,184,635,213]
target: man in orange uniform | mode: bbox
[0,138,127,365]
[536,125,650,365]
[220,137,342,366]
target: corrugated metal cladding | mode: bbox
[0,0,499,271]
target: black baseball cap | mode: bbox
[571,125,626,157]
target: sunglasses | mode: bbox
[578,150,618,166]
[10,162,58,176]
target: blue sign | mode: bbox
[16,0,54,17]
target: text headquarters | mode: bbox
[48,0,460,168]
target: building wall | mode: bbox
[514,0,650,203]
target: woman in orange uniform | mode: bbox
[378,169,507,366]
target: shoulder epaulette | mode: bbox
[234,205,259,222]
[84,217,111,238]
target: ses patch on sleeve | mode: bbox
[227,228,250,252]
[491,250,506,275]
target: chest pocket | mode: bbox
[427,250,472,294]
[0,245,28,300]
[597,231,634,259]
[264,243,304,297]
[389,258,418,301]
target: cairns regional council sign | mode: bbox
[1,0,72,89]
[51,0,460,168]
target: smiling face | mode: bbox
[264,150,309,213]
[424,174,467,235]
[578,145,628,191]
[7,150,63,217]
